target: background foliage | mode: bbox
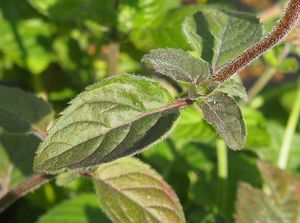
[0,0,300,222]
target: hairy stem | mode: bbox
[277,82,300,169]
[0,173,53,213]
[212,0,300,83]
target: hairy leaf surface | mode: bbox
[34,75,179,173]
[0,85,53,134]
[37,193,110,223]
[93,158,185,223]
[218,78,247,101]
[235,162,300,223]
[197,92,246,150]
[183,8,262,69]
[143,48,211,83]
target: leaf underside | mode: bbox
[93,158,186,223]
[198,92,246,150]
[34,75,179,174]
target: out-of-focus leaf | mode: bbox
[197,92,246,150]
[171,106,215,147]
[0,17,54,74]
[0,130,40,195]
[30,0,117,26]
[141,141,175,176]
[55,171,80,187]
[264,46,298,73]
[218,78,247,101]
[34,75,179,174]
[142,48,211,83]
[190,150,261,220]
[278,57,299,73]
[0,85,53,134]
[242,107,271,148]
[183,8,262,69]
[235,162,300,223]
[130,5,203,50]
[93,158,185,223]
[36,193,110,223]
[119,0,180,32]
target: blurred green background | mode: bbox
[0,0,300,222]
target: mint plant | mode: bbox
[0,0,300,222]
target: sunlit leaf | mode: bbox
[0,17,54,74]
[34,75,179,174]
[242,107,271,148]
[130,5,202,50]
[93,158,185,223]
[171,106,215,147]
[183,8,262,69]
[37,193,110,223]
[0,85,53,134]
[218,78,247,101]
[197,92,246,150]
[143,48,211,83]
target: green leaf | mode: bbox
[130,5,202,50]
[55,171,80,187]
[36,193,110,223]
[34,75,179,174]
[242,107,271,148]
[0,85,53,134]
[170,105,215,147]
[119,0,180,32]
[93,158,185,223]
[197,92,246,150]
[182,8,262,69]
[218,78,247,101]
[0,130,40,195]
[0,17,54,74]
[142,48,211,83]
[235,162,300,223]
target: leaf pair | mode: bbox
[142,7,262,150]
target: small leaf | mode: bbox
[218,78,247,101]
[235,163,300,223]
[34,75,179,174]
[0,85,54,134]
[0,130,40,196]
[197,92,246,150]
[37,193,110,223]
[183,8,262,69]
[93,158,185,223]
[142,48,211,83]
